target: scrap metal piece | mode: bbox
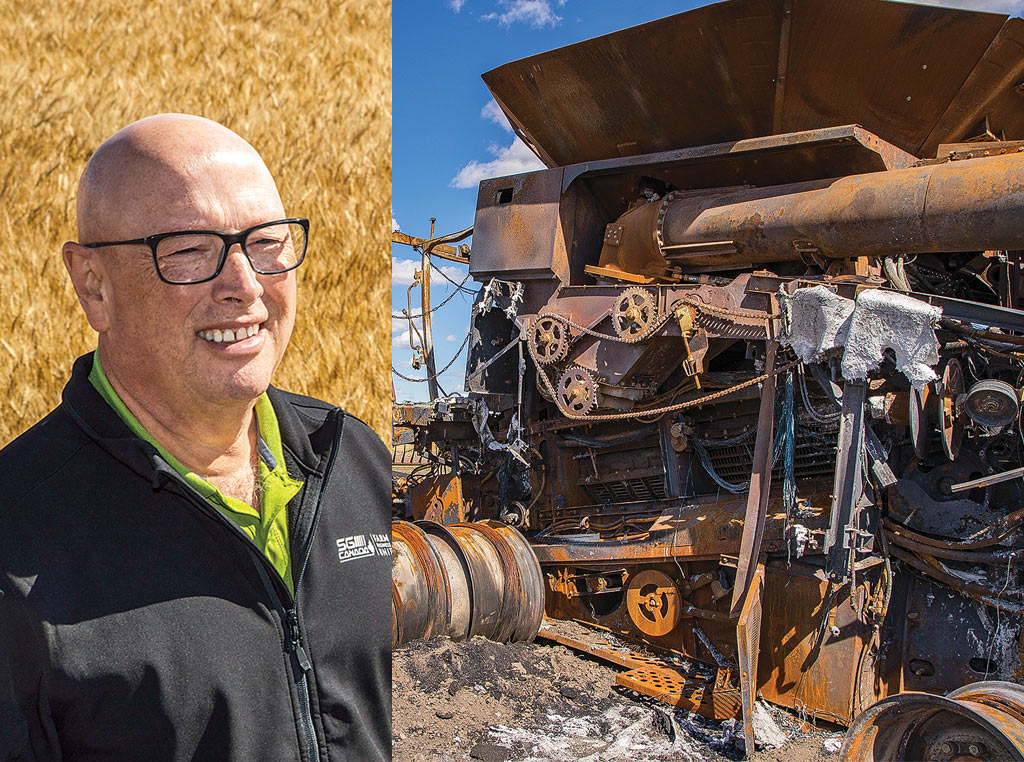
[736,563,765,756]
[825,380,868,583]
[951,464,1024,493]
[842,681,1024,761]
[730,342,777,615]
[408,473,471,525]
[616,665,743,721]
[612,287,658,340]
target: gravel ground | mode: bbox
[393,621,844,762]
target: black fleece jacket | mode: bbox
[0,354,391,762]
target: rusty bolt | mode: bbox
[938,742,953,755]
[968,744,982,756]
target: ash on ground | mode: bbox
[393,621,841,762]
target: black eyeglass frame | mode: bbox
[82,217,310,285]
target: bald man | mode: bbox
[0,115,391,761]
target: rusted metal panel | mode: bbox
[616,665,744,720]
[756,561,894,726]
[736,564,765,753]
[919,17,1024,157]
[470,167,569,281]
[407,473,470,524]
[483,0,1016,166]
[530,496,831,566]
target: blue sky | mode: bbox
[391,0,1024,403]
[392,0,704,403]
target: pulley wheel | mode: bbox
[964,379,1019,428]
[938,358,965,461]
[625,569,682,637]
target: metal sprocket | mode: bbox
[530,316,571,365]
[557,367,599,415]
[613,287,658,340]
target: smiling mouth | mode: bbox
[198,324,263,344]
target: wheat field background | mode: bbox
[0,0,391,443]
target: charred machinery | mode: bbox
[394,0,1024,757]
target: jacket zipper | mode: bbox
[157,409,342,762]
[285,410,342,762]
[254,561,320,762]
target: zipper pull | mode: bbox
[287,609,312,672]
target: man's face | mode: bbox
[97,150,297,412]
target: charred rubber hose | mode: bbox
[391,519,544,648]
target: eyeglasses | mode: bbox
[83,218,309,285]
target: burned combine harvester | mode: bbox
[393,0,1024,758]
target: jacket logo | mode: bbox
[336,533,392,563]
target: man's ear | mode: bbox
[62,241,111,333]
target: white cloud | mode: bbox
[393,329,412,348]
[909,0,1022,11]
[482,0,562,27]
[450,137,546,188]
[481,99,512,132]
[393,256,465,285]
[392,257,420,286]
[445,334,458,342]
[448,0,467,10]
[392,317,408,334]
[392,214,400,232]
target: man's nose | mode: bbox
[213,243,264,300]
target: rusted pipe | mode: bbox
[887,545,1024,613]
[884,528,1024,565]
[391,519,545,648]
[599,152,1024,272]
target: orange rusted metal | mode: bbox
[394,0,1024,754]
[595,151,1024,273]
[536,624,743,719]
[391,520,544,647]
[481,0,1022,166]
[616,665,743,720]
[409,474,469,524]
[842,682,1024,760]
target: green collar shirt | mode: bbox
[88,351,302,595]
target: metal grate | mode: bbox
[586,475,667,504]
[706,424,837,483]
